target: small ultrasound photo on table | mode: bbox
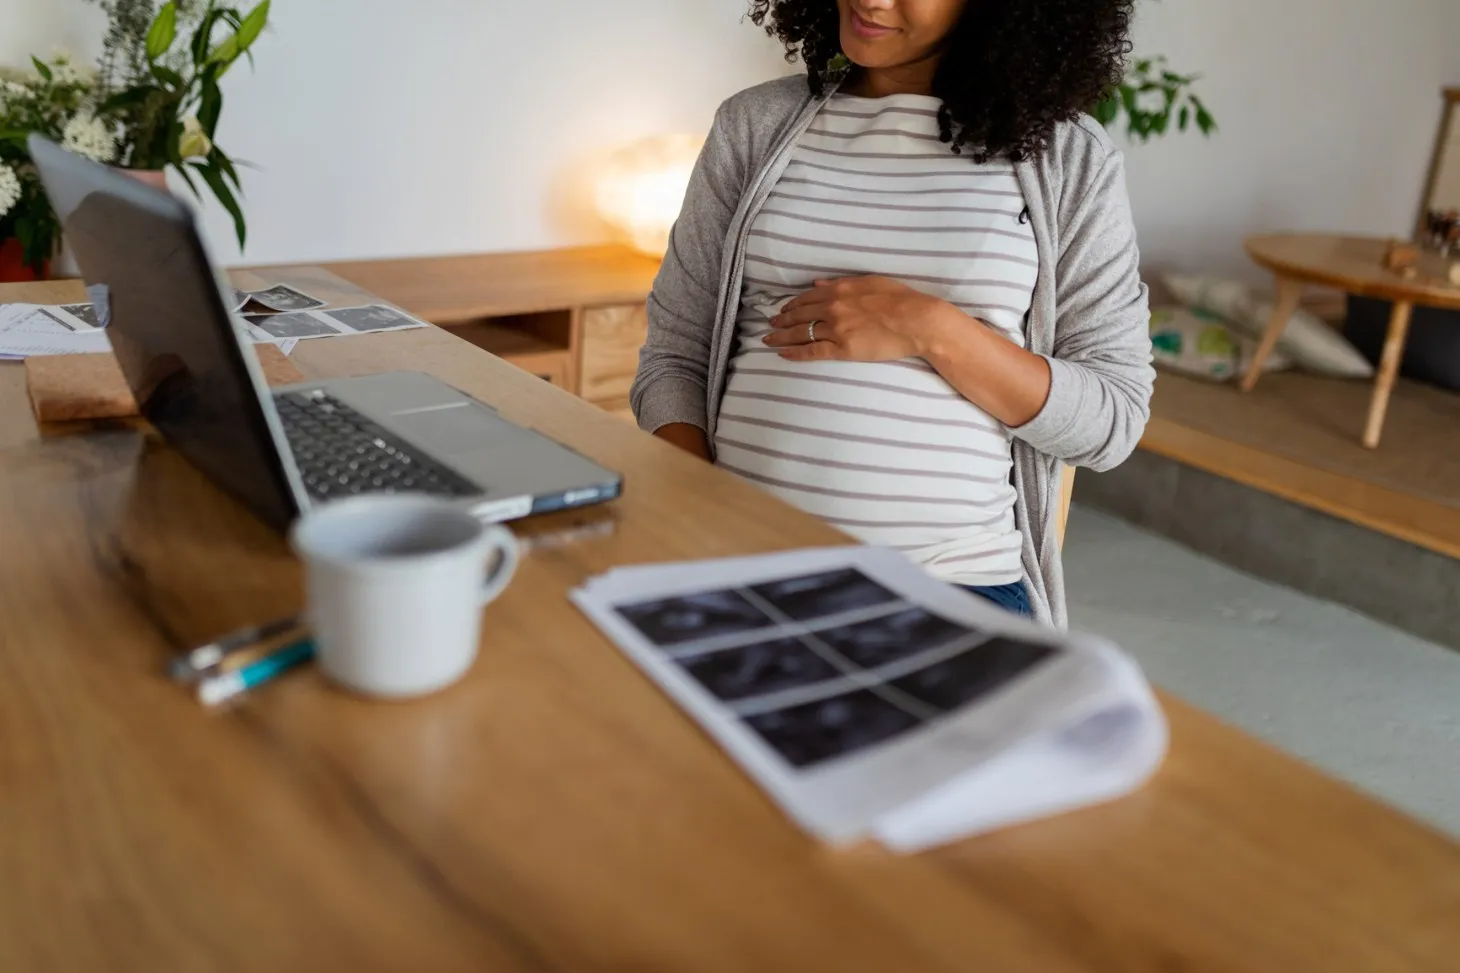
[615,589,775,648]
[679,635,843,703]
[59,303,102,329]
[747,568,901,621]
[243,311,341,339]
[742,687,925,769]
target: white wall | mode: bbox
[0,0,792,265]
[3,0,1458,278]
[1125,0,1460,281]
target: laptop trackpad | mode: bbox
[390,407,508,454]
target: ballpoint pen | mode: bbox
[196,639,316,706]
[169,614,303,683]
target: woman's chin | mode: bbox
[838,36,900,70]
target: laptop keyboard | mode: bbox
[274,390,480,502]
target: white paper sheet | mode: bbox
[571,546,1168,850]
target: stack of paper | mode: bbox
[571,546,1168,851]
[0,303,112,359]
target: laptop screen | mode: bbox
[32,138,300,529]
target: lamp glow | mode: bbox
[594,134,705,258]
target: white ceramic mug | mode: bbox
[290,495,519,698]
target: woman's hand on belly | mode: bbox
[767,276,1052,428]
[765,276,933,363]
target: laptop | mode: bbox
[29,135,622,529]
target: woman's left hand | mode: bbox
[764,276,948,362]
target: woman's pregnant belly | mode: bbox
[715,315,1026,586]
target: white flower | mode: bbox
[178,116,212,160]
[61,113,118,164]
[0,164,21,220]
[1,80,29,100]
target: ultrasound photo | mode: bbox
[680,636,842,702]
[812,607,971,670]
[616,589,774,647]
[325,305,424,333]
[247,284,326,312]
[749,568,900,621]
[887,637,1056,713]
[59,302,101,329]
[244,311,341,339]
[743,688,923,769]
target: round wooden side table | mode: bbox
[1243,233,1460,448]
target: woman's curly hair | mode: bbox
[749,0,1134,162]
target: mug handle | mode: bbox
[479,527,521,605]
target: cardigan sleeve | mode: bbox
[1012,148,1155,472]
[630,104,744,435]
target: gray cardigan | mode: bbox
[631,76,1154,627]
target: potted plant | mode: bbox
[1094,55,1217,142]
[0,52,117,282]
[86,0,270,247]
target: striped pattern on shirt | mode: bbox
[714,92,1038,586]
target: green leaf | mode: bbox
[150,64,186,90]
[198,78,223,136]
[147,3,179,61]
[1190,94,1217,134]
[209,0,270,76]
[1092,93,1120,128]
[1120,84,1139,117]
[193,160,247,249]
[211,148,242,191]
[166,117,185,167]
[173,161,202,199]
[234,0,271,53]
[191,5,220,64]
[31,56,53,83]
[1179,105,1190,131]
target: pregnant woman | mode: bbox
[632,0,1153,626]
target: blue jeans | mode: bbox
[964,581,1032,618]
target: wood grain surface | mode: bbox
[3,274,1459,973]
[314,246,661,325]
[1245,234,1460,309]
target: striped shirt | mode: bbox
[713,92,1039,586]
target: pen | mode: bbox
[169,614,303,682]
[196,639,315,707]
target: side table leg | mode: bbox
[1239,276,1304,392]
[1362,300,1414,449]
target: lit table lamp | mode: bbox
[594,134,705,258]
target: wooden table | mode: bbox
[1242,233,1460,448]
[3,271,1459,973]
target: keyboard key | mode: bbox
[276,391,480,503]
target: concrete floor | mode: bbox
[1063,505,1460,838]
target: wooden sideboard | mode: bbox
[294,245,661,419]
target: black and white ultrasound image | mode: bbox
[742,688,924,769]
[810,607,970,669]
[748,568,900,621]
[681,636,843,702]
[616,589,773,647]
[616,569,1059,771]
[887,637,1056,713]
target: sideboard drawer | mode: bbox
[580,303,648,407]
